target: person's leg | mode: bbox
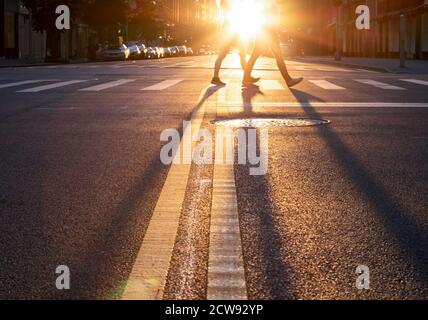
[237,39,248,70]
[268,31,303,87]
[268,32,291,82]
[213,37,234,79]
[243,38,262,82]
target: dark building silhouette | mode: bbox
[291,0,428,58]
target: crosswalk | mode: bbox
[141,79,183,91]
[16,62,365,73]
[17,80,89,93]
[79,79,136,92]
[309,80,345,90]
[1,77,428,94]
[355,79,406,90]
[0,79,54,89]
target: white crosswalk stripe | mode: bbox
[355,79,405,90]
[260,80,284,90]
[0,80,53,89]
[79,79,136,92]
[6,77,428,94]
[309,80,345,90]
[400,79,428,87]
[141,79,183,91]
[17,80,89,93]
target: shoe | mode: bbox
[211,77,226,86]
[286,77,304,88]
[242,76,261,86]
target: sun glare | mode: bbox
[227,0,266,40]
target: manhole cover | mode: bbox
[214,118,330,128]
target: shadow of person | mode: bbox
[241,84,264,116]
[290,88,428,289]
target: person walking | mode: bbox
[211,0,259,86]
[243,0,303,88]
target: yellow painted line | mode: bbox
[122,86,212,300]
[207,87,247,300]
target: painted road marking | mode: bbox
[355,79,406,90]
[221,102,428,108]
[357,69,380,73]
[37,107,75,111]
[0,80,53,89]
[207,152,248,300]
[260,80,284,90]
[142,79,183,91]
[206,88,247,300]
[79,79,136,92]
[309,80,345,90]
[400,79,428,87]
[122,87,213,300]
[17,80,89,93]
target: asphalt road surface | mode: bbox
[0,55,427,300]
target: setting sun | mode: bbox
[227,0,266,39]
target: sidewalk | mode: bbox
[293,56,428,74]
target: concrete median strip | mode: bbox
[122,87,212,300]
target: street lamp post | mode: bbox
[399,14,406,68]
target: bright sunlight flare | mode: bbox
[227,0,266,40]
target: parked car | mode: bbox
[198,45,213,55]
[178,46,187,56]
[146,47,160,59]
[158,47,166,58]
[164,47,173,57]
[170,46,179,56]
[126,43,142,59]
[96,44,130,61]
[186,47,194,55]
[138,44,148,58]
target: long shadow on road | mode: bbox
[290,88,428,289]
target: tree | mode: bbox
[22,0,84,60]
[83,0,130,43]
[128,0,163,42]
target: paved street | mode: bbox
[0,54,427,300]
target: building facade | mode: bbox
[1,0,91,62]
[320,0,428,58]
[158,0,220,46]
[281,0,428,59]
[1,0,46,61]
